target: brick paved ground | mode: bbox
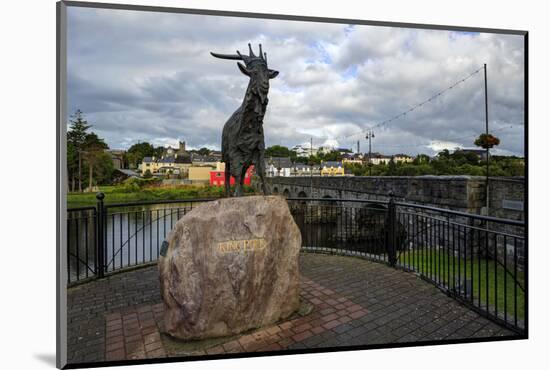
[67,253,516,365]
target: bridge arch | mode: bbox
[282,188,290,198]
[272,187,279,194]
[297,191,308,198]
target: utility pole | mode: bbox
[484,63,490,215]
[310,137,313,196]
[366,130,375,176]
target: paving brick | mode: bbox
[238,334,256,347]
[266,325,282,335]
[146,348,166,358]
[293,323,313,334]
[310,297,323,305]
[242,340,267,352]
[349,310,367,319]
[143,332,161,345]
[205,345,225,355]
[144,341,162,353]
[279,321,293,330]
[311,326,325,335]
[67,254,518,364]
[222,340,243,353]
[258,342,283,351]
[323,320,341,330]
[338,316,353,324]
[347,304,363,313]
[105,340,124,352]
[105,349,125,361]
[292,330,314,342]
[123,333,142,344]
[277,337,294,348]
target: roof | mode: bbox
[268,157,293,168]
[323,161,342,167]
[174,154,192,164]
[192,155,219,162]
[115,169,139,177]
[343,154,363,159]
[293,163,312,170]
[158,157,175,163]
[142,156,153,162]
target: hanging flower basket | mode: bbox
[474,134,500,149]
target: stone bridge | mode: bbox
[254,176,524,220]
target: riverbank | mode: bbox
[68,184,256,208]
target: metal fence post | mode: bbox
[96,192,105,278]
[386,190,397,267]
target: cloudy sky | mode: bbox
[67,6,525,156]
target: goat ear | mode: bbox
[237,62,250,76]
[268,69,279,79]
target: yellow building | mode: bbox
[321,161,345,176]
[188,166,213,182]
[140,154,193,176]
[140,156,159,174]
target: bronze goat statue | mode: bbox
[211,43,279,197]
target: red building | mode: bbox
[210,166,254,187]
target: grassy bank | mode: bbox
[68,184,256,208]
[398,249,525,321]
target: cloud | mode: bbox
[67,6,525,156]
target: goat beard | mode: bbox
[253,87,269,115]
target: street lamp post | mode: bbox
[483,63,490,215]
[366,130,375,176]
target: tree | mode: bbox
[82,132,109,191]
[143,169,153,179]
[265,145,291,158]
[92,152,115,185]
[67,141,77,192]
[126,142,156,168]
[437,149,451,159]
[289,150,298,162]
[197,147,210,156]
[67,110,91,192]
[320,150,342,162]
[387,158,397,175]
[413,154,431,165]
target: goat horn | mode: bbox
[264,52,267,63]
[259,44,263,59]
[248,43,256,57]
[210,52,243,60]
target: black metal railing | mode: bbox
[67,194,214,283]
[67,192,526,333]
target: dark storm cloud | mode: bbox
[67,7,525,156]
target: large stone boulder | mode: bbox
[158,195,301,340]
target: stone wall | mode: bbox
[488,177,525,222]
[256,176,526,271]
[260,175,525,217]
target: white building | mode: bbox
[291,144,318,157]
[266,157,293,177]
